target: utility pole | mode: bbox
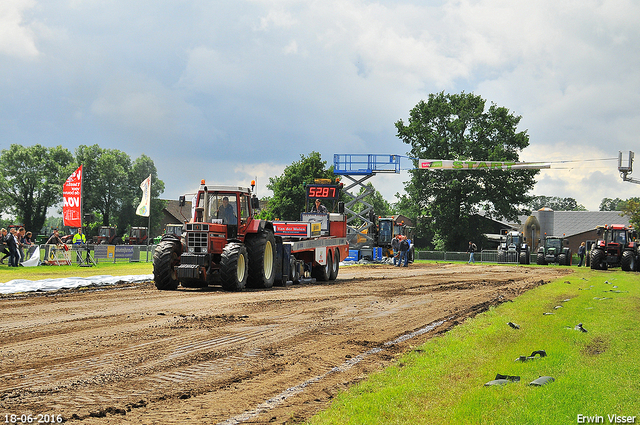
[618,151,640,185]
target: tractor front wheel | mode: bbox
[220,242,248,291]
[536,253,546,265]
[153,239,181,290]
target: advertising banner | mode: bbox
[63,165,83,227]
[418,160,550,170]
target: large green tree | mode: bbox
[265,152,336,221]
[528,195,587,211]
[599,197,624,211]
[395,92,538,250]
[0,144,74,233]
[75,145,165,237]
[620,198,640,229]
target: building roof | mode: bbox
[163,199,192,223]
[517,210,630,237]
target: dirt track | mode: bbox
[0,263,571,424]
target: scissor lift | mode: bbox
[333,154,402,246]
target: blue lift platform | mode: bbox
[333,154,404,249]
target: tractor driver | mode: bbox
[218,197,237,225]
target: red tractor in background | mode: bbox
[153,180,348,291]
[590,224,639,271]
[94,226,121,244]
[125,227,148,245]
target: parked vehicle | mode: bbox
[497,231,530,264]
[125,227,148,245]
[590,224,639,271]
[536,235,572,266]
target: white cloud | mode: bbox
[0,0,39,59]
[1,0,638,213]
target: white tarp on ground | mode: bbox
[0,275,154,295]
[21,245,41,267]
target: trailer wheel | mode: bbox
[621,250,635,271]
[289,256,300,283]
[590,249,605,270]
[313,250,332,281]
[153,239,181,290]
[329,248,340,280]
[246,230,276,288]
[220,242,248,291]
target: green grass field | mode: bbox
[308,267,640,425]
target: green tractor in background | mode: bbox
[536,235,572,266]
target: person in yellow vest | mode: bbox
[72,228,86,244]
[72,228,87,264]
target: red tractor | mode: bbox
[125,227,148,245]
[153,180,348,291]
[94,226,121,245]
[590,224,639,271]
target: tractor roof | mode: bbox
[198,182,251,194]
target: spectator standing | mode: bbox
[72,228,86,244]
[399,235,410,267]
[467,241,477,264]
[24,231,36,257]
[391,234,401,266]
[0,229,10,264]
[577,241,586,267]
[17,227,26,263]
[7,228,20,267]
[0,229,9,264]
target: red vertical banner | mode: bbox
[63,165,83,227]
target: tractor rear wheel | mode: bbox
[245,230,276,288]
[621,250,635,271]
[220,242,248,291]
[590,249,605,270]
[566,249,573,266]
[153,239,181,290]
[329,249,340,280]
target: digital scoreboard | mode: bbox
[306,184,340,200]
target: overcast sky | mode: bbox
[2,0,639,212]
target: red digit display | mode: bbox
[307,185,338,200]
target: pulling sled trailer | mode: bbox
[153,180,349,291]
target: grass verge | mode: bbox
[0,261,152,283]
[308,268,640,425]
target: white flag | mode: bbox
[136,175,152,217]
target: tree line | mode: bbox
[260,92,639,251]
[0,144,165,239]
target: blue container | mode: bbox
[346,249,360,261]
